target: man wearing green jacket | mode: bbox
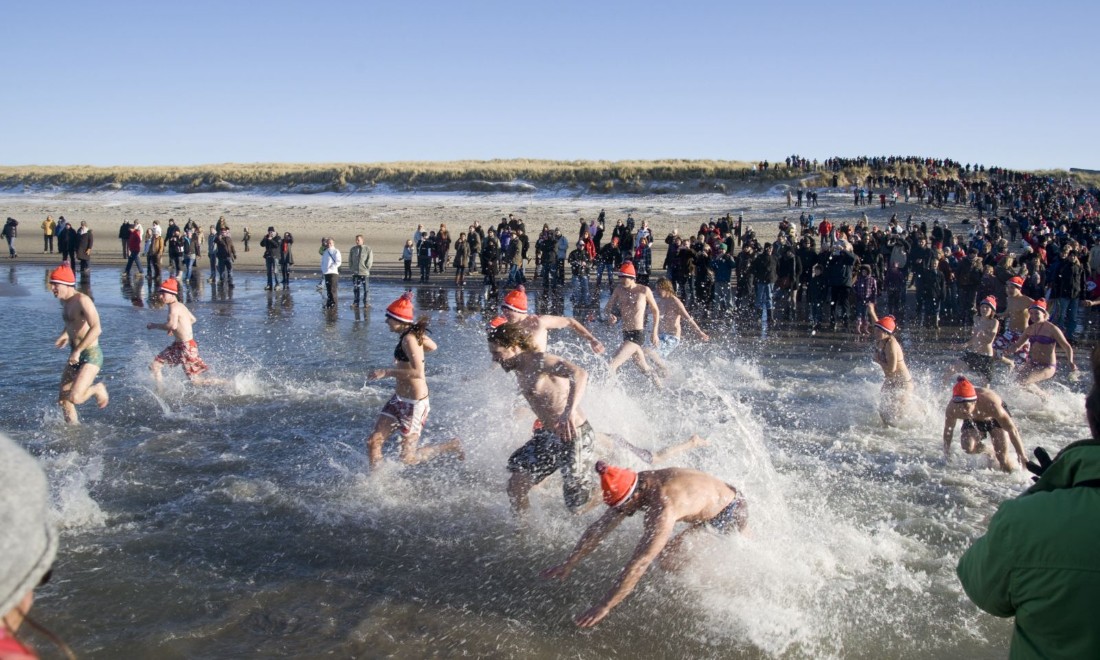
[957,347,1100,658]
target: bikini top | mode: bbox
[393,328,429,362]
[1031,322,1056,345]
[394,329,413,362]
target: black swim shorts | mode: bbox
[507,421,595,510]
[706,493,748,534]
[623,329,644,345]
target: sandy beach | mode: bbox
[0,187,972,283]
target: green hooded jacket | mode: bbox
[957,440,1100,659]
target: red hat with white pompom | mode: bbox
[952,376,977,403]
[386,292,415,324]
[502,286,528,313]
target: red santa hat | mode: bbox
[502,286,528,314]
[596,461,638,507]
[874,315,897,334]
[952,376,978,403]
[157,278,180,296]
[48,263,75,286]
[386,292,415,324]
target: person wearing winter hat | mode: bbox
[993,275,1034,364]
[604,261,662,385]
[487,321,598,514]
[50,263,108,424]
[1005,299,1076,390]
[365,293,463,470]
[946,296,1001,386]
[943,376,1026,472]
[499,285,604,354]
[147,277,216,386]
[0,433,75,659]
[868,304,911,427]
[541,461,746,628]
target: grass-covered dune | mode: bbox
[0,159,1095,194]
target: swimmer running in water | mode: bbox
[499,285,604,354]
[644,277,709,375]
[604,261,661,385]
[50,263,109,423]
[942,376,1026,472]
[945,295,1000,386]
[868,303,911,426]
[147,277,223,387]
[541,461,746,628]
[1005,299,1075,394]
[366,293,463,470]
[993,276,1033,364]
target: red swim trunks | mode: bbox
[155,339,209,377]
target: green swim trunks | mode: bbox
[73,344,104,369]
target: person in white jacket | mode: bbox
[320,238,342,308]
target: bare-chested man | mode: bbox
[943,376,1026,472]
[541,461,747,628]
[945,295,1000,386]
[603,261,661,383]
[50,263,109,424]
[994,276,1033,363]
[147,278,216,385]
[868,304,911,426]
[500,285,604,354]
[488,322,598,514]
[1006,298,1075,390]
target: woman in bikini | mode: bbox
[365,293,463,470]
[1007,298,1076,388]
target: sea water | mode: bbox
[0,263,1087,659]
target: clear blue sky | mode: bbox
[3,0,1097,170]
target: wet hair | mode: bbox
[655,277,674,295]
[487,322,536,351]
[396,315,431,344]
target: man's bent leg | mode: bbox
[68,363,108,410]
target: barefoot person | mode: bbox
[994,276,1033,364]
[487,322,598,514]
[943,376,1027,472]
[868,305,911,426]
[147,278,217,386]
[500,285,605,354]
[604,262,661,383]
[365,293,463,470]
[1006,299,1076,389]
[50,263,108,424]
[946,296,1000,386]
[541,461,747,628]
